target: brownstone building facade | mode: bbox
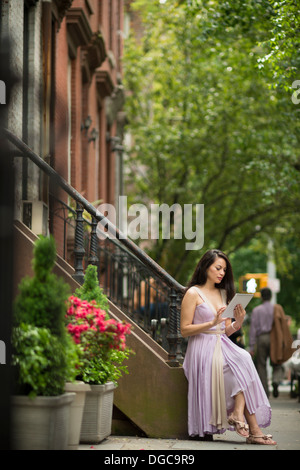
[1,0,125,258]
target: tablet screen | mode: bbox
[221,293,253,318]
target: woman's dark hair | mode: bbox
[185,249,235,304]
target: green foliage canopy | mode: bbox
[123,0,300,286]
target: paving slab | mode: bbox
[79,389,300,452]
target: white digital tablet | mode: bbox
[221,293,254,318]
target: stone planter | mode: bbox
[65,381,91,450]
[80,382,117,444]
[11,392,75,450]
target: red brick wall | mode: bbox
[70,55,82,192]
[50,0,124,260]
[52,17,69,258]
[54,18,69,183]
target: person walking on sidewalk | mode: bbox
[181,250,276,446]
[249,287,292,398]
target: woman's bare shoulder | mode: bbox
[183,286,203,304]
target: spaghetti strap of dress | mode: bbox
[192,286,215,313]
[220,288,227,305]
[192,285,226,314]
[191,285,204,301]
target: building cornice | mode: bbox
[66,7,92,58]
[80,29,107,80]
[83,30,107,71]
[52,0,74,26]
[96,70,114,101]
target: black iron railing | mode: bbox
[48,195,179,352]
[4,129,185,365]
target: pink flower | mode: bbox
[66,305,75,316]
[72,296,82,306]
[66,295,131,351]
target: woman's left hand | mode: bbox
[234,304,246,327]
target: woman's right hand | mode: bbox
[211,306,226,326]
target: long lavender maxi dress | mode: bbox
[183,286,271,437]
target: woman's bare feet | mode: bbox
[246,433,277,445]
[228,414,249,438]
[246,424,277,445]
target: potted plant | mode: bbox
[64,379,91,450]
[74,264,109,313]
[66,265,133,443]
[11,235,79,450]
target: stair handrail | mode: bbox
[4,128,185,365]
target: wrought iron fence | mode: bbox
[5,129,185,365]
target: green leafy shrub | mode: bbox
[12,235,79,396]
[75,264,109,313]
[79,348,132,385]
[12,323,79,397]
[14,235,70,338]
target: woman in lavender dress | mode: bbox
[181,249,276,445]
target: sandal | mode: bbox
[228,415,249,438]
[246,434,277,445]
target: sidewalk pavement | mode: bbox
[79,386,300,452]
